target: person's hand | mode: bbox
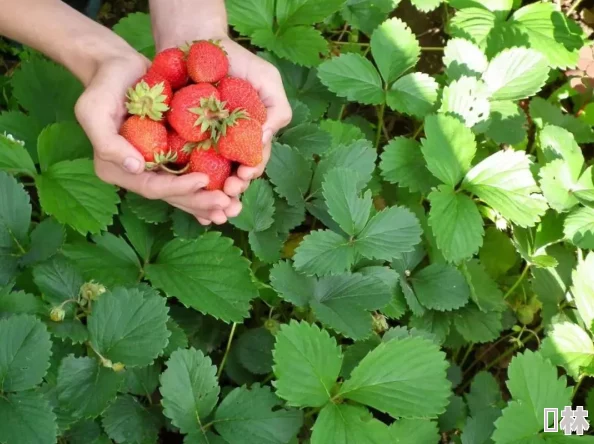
[75,53,241,225]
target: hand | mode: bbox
[74,53,241,225]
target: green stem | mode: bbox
[412,122,425,139]
[567,0,585,15]
[217,322,238,380]
[459,344,474,369]
[503,264,530,300]
[375,102,386,148]
[573,375,585,399]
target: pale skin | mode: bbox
[0,0,292,225]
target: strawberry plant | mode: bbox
[1,1,594,443]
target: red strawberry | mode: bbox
[218,77,267,125]
[150,47,189,90]
[120,116,171,169]
[125,71,172,121]
[187,40,229,84]
[217,118,263,167]
[167,131,195,165]
[189,146,231,191]
[167,83,226,142]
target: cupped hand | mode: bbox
[74,53,240,225]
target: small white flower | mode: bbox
[2,132,25,146]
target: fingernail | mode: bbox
[123,157,141,173]
[262,129,273,145]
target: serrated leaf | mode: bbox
[479,227,518,279]
[407,311,450,344]
[120,203,169,263]
[214,385,303,444]
[539,125,584,173]
[88,287,170,368]
[318,53,384,105]
[484,100,527,145]
[249,228,284,264]
[230,179,275,232]
[440,394,467,432]
[311,403,391,444]
[270,260,316,307]
[466,371,504,416]
[0,391,57,444]
[20,218,64,267]
[539,159,580,212]
[428,185,484,264]
[277,0,345,28]
[464,259,506,312]
[449,8,498,49]
[564,206,594,249]
[0,132,36,176]
[387,72,439,118]
[482,47,549,101]
[530,97,594,144]
[320,119,366,147]
[359,266,407,319]
[112,12,155,58]
[453,304,502,343]
[461,408,501,444]
[36,159,119,235]
[390,418,440,443]
[252,26,328,67]
[0,170,31,257]
[237,327,275,375]
[102,394,160,444]
[0,290,44,318]
[160,348,220,435]
[57,355,124,419]
[125,192,171,224]
[279,123,332,157]
[266,143,313,206]
[380,137,438,193]
[32,256,84,308]
[339,336,450,418]
[293,230,355,276]
[145,233,257,323]
[37,122,92,172]
[46,318,89,344]
[226,0,274,36]
[443,38,488,80]
[571,252,594,333]
[0,111,42,162]
[62,233,141,287]
[541,322,594,379]
[421,114,477,187]
[274,198,305,233]
[440,76,491,127]
[370,18,420,84]
[411,263,470,311]
[463,149,548,227]
[0,314,52,392]
[272,320,342,407]
[171,208,206,240]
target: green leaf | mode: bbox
[0,391,57,444]
[37,122,92,171]
[226,0,274,36]
[252,26,328,67]
[0,132,36,176]
[62,233,141,287]
[482,47,549,101]
[57,355,124,419]
[236,327,275,375]
[356,206,423,261]
[311,403,391,444]
[541,322,594,379]
[146,234,257,322]
[279,123,332,157]
[428,185,484,264]
[0,111,42,162]
[461,408,501,444]
[0,170,31,255]
[453,304,502,343]
[318,53,384,105]
[443,38,488,80]
[20,218,65,267]
[160,348,220,435]
[492,350,572,442]
[88,288,170,368]
[571,252,594,333]
[380,137,438,194]
[484,100,528,145]
[112,12,155,58]
[270,260,316,308]
[214,384,303,444]
[32,256,84,308]
[320,119,366,148]
[266,143,313,206]
[230,179,275,232]
[564,206,594,249]
[339,336,450,418]
[510,3,584,69]
[171,208,206,240]
[125,192,171,224]
[46,318,89,344]
[274,198,305,233]
[390,418,440,443]
[464,259,506,313]
[0,290,44,318]
[439,76,490,128]
[123,364,160,396]
[272,320,343,407]
[323,168,372,236]
[370,18,420,84]
[479,227,518,279]
[0,314,52,391]
[276,0,345,28]
[466,371,504,415]
[411,264,470,311]
[387,72,439,118]
[36,159,119,235]
[462,149,548,227]
[10,57,83,127]
[449,8,498,49]
[539,159,580,212]
[530,98,594,144]
[249,229,284,264]
[101,394,160,444]
[539,125,584,173]
[293,229,356,276]
[120,203,168,263]
[421,114,477,187]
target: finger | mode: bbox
[163,198,213,226]
[224,176,250,197]
[224,198,243,219]
[197,217,212,226]
[237,140,272,181]
[208,209,228,225]
[167,190,232,213]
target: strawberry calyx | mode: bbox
[188,95,230,140]
[214,108,250,141]
[145,149,178,170]
[126,80,170,121]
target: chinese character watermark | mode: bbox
[544,406,590,435]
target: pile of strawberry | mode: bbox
[119,40,266,190]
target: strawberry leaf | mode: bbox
[101,395,160,444]
[0,391,57,444]
[37,122,93,172]
[439,76,490,128]
[410,263,470,311]
[443,38,488,81]
[0,131,36,177]
[571,252,594,334]
[387,72,439,118]
[276,0,346,29]
[227,0,275,36]
[541,322,594,379]
[230,179,276,232]
[113,12,155,58]
[266,143,313,206]
[0,111,42,162]
[252,26,329,67]
[311,404,391,444]
[389,419,440,443]
[293,229,356,276]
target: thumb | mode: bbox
[95,134,147,174]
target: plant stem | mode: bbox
[567,0,585,15]
[375,102,386,148]
[459,344,474,369]
[412,122,425,139]
[573,376,585,399]
[503,264,530,300]
[217,322,237,379]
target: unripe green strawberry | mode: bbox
[187,40,229,83]
[50,307,65,322]
[217,118,263,167]
[218,77,267,125]
[150,47,189,90]
[120,115,173,169]
[125,71,172,121]
[189,145,231,191]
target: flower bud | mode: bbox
[50,307,65,322]
[80,281,106,301]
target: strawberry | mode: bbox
[120,115,171,169]
[218,77,267,125]
[187,40,229,84]
[167,131,195,165]
[167,83,227,142]
[150,47,189,90]
[125,71,172,121]
[216,118,263,167]
[189,145,232,191]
